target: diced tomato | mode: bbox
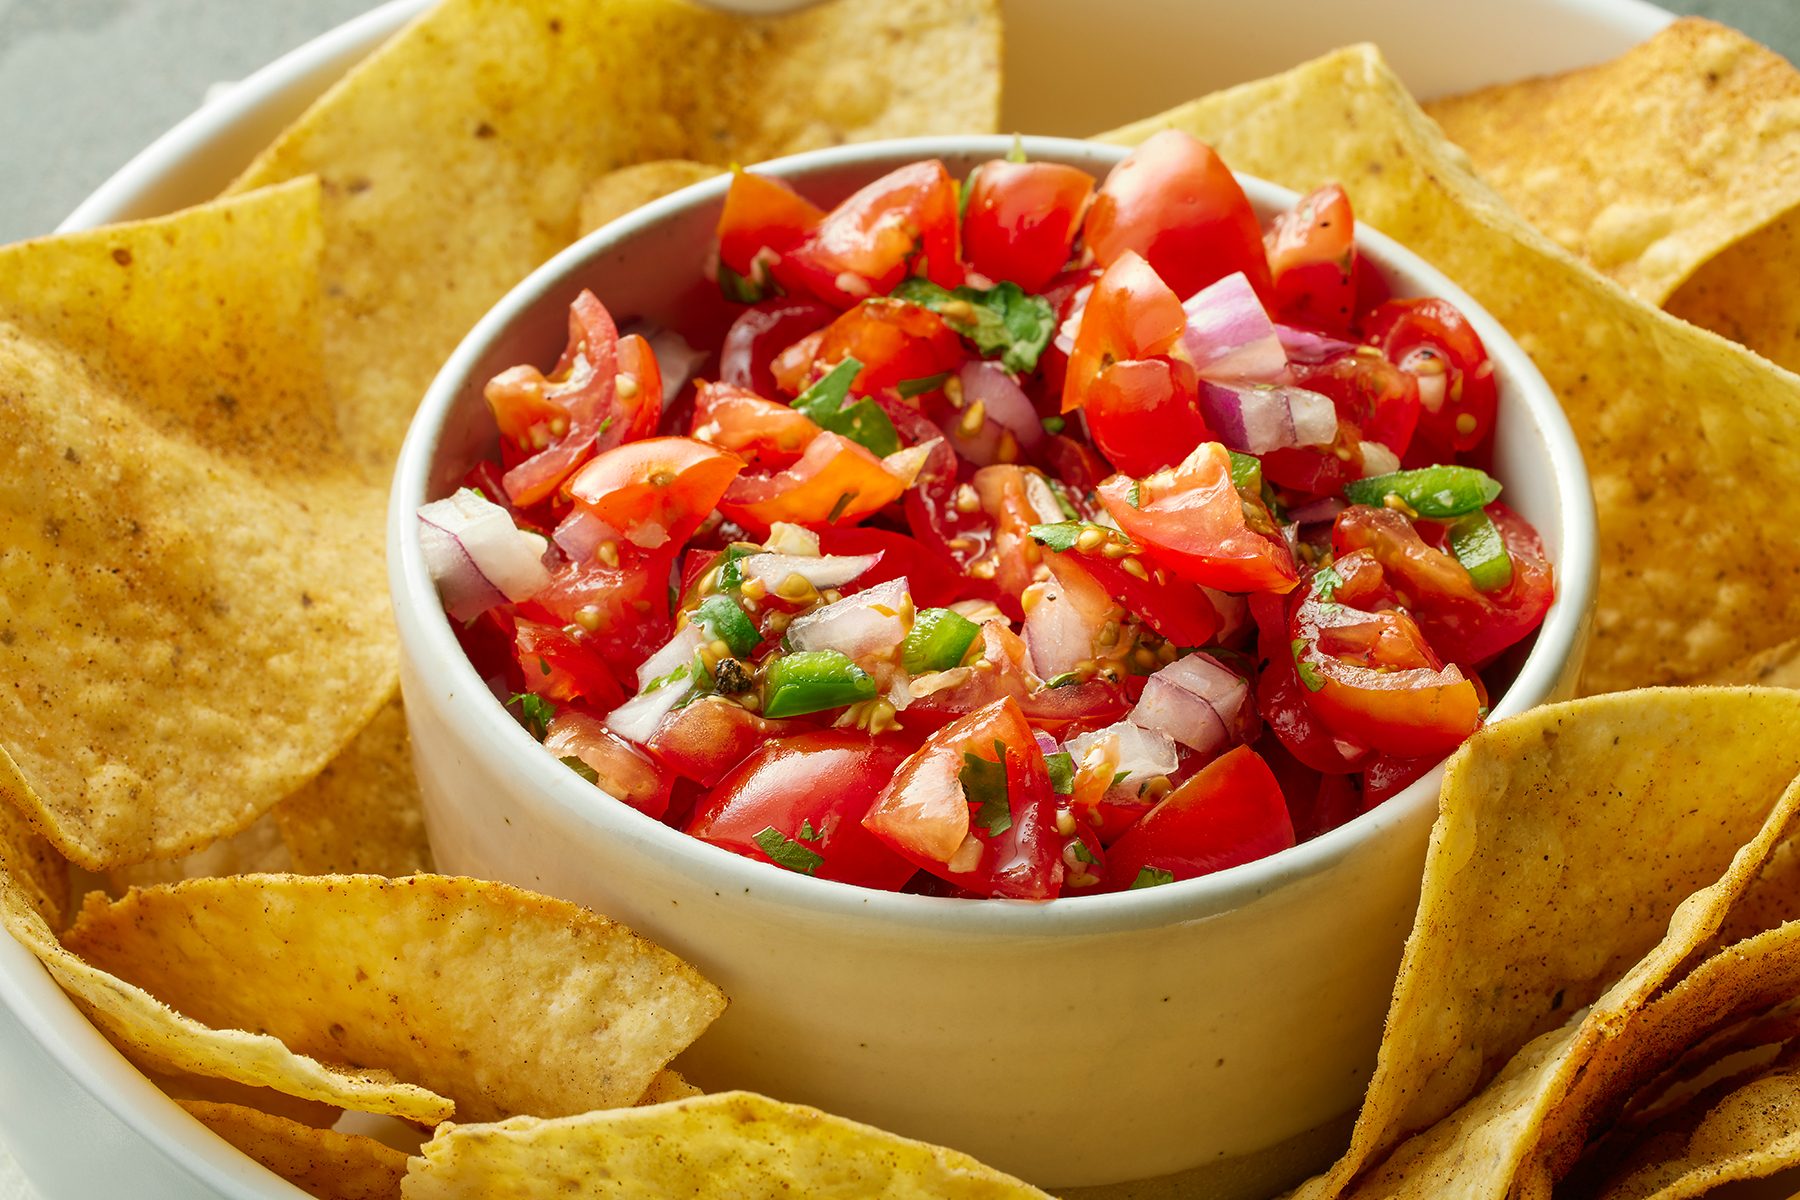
[961,159,1095,293]
[1061,251,1187,416]
[1264,184,1356,335]
[716,169,825,284]
[611,333,665,443]
[1289,349,1421,458]
[719,432,906,532]
[1332,502,1554,667]
[566,436,743,550]
[782,161,962,305]
[1258,420,1365,499]
[1362,753,1436,806]
[690,380,821,471]
[543,708,673,820]
[1363,297,1497,459]
[497,291,620,507]
[815,525,966,609]
[1083,356,1210,476]
[1043,532,1220,648]
[902,431,1000,599]
[970,464,1046,615]
[1040,435,1110,507]
[800,299,967,400]
[645,696,806,787]
[719,298,836,398]
[1099,442,1298,594]
[512,618,627,711]
[688,731,919,889]
[522,543,676,684]
[863,698,1062,899]
[1100,746,1293,889]
[1084,130,1273,302]
[1250,592,1373,774]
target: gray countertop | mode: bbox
[0,0,1796,246]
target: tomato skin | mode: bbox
[1100,746,1294,889]
[498,291,621,507]
[1043,538,1221,648]
[862,698,1063,900]
[611,334,665,444]
[1250,593,1373,774]
[1332,502,1553,666]
[814,525,965,610]
[512,618,627,711]
[717,169,826,280]
[1264,184,1356,335]
[688,731,919,889]
[1289,350,1420,458]
[567,436,744,550]
[1085,130,1273,302]
[690,380,821,471]
[1061,251,1186,415]
[719,432,905,532]
[1084,356,1212,477]
[543,708,673,820]
[971,464,1045,616]
[645,697,806,787]
[1363,297,1497,458]
[719,298,835,398]
[802,299,967,399]
[962,159,1095,293]
[784,161,962,305]
[521,543,676,683]
[1099,442,1298,595]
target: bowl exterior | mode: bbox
[393,135,1595,1188]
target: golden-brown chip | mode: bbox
[1664,209,1800,374]
[181,1100,408,1200]
[152,1069,344,1130]
[400,1090,1051,1199]
[273,697,432,877]
[0,799,67,928]
[227,0,1000,479]
[1100,44,1800,694]
[1282,688,1800,1199]
[637,1069,702,1105]
[578,160,722,237]
[1588,1065,1800,1200]
[1423,19,1800,307]
[63,874,726,1123]
[107,812,294,894]
[0,181,395,870]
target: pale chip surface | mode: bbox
[63,874,727,1122]
[1101,44,1800,694]
[400,1090,1052,1199]
[181,1100,408,1200]
[578,160,722,237]
[274,696,432,876]
[0,182,394,870]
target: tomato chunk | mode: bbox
[1101,746,1294,890]
[1265,184,1356,335]
[544,708,673,820]
[719,432,906,532]
[962,159,1095,293]
[567,436,743,550]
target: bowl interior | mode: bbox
[393,133,1597,934]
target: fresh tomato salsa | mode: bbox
[419,132,1554,901]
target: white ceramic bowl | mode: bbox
[389,134,1597,1191]
[3,1,1654,1196]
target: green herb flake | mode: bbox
[1046,478,1081,520]
[559,755,599,785]
[1111,770,1132,788]
[538,657,552,676]
[1291,639,1326,693]
[890,278,1056,373]
[791,356,902,457]
[507,692,557,740]
[1045,750,1076,797]
[1027,521,1085,553]
[1227,450,1264,495]
[1310,564,1344,606]
[1041,415,1066,436]
[1130,865,1176,890]
[717,261,765,304]
[1006,134,1029,164]
[799,819,820,842]
[960,741,1013,837]
[896,371,951,398]
[1070,839,1096,865]
[752,826,824,876]
[1044,671,1079,689]
[1125,480,1143,509]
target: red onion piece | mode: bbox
[1275,323,1360,365]
[418,489,551,615]
[1033,729,1061,758]
[1181,272,1287,383]
[417,520,507,621]
[787,577,912,660]
[1130,652,1250,757]
[1196,380,1338,454]
[1287,497,1347,526]
[959,361,1045,452]
[739,551,882,591]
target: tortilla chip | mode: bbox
[1279,688,1800,1199]
[401,1090,1051,1199]
[181,1100,407,1200]
[638,1069,702,1105]
[152,1069,344,1129]
[0,182,395,870]
[63,874,726,1122]
[0,827,448,1122]
[1584,1064,1800,1199]
[273,697,432,877]
[1100,45,1800,695]
[578,160,723,237]
[0,799,68,928]
[1664,209,1800,375]
[1423,19,1800,306]
[226,0,1000,479]
[107,812,293,894]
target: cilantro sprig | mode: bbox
[891,279,1056,373]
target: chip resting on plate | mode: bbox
[180,1100,408,1200]
[226,0,1001,479]
[401,1090,1051,1199]
[1100,43,1800,695]
[62,873,727,1122]
[0,181,395,870]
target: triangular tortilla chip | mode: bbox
[181,1100,408,1200]
[273,696,432,877]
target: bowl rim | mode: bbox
[390,132,1599,937]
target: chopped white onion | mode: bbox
[1196,381,1338,454]
[636,623,708,691]
[638,326,705,407]
[1022,471,1067,525]
[882,438,939,488]
[1130,652,1249,757]
[604,677,694,745]
[552,506,618,564]
[1181,272,1287,383]
[418,489,551,614]
[1023,584,1094,680]
[763,522,820,557]
[1066,721,1180,782]
[1275,323,1360,364]
[787,577,912,659]
[959,361,1045,452]
[1359,440,1402,478]
[739,551,881,591]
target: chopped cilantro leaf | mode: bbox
[1111,769,1132,788]
[559,755,599,785]
[507,692,556,740]
[1041,415,1066,436]
[1310,564,1344,605]
[718,261,765,304]
[1291,639,1326,693]
[897,371,950,398]
[1227,450,1263,495]
[1130,866,1176,890]
[1046,478,1081,520]
[790,357,902,457]
[538,657,552,676]
[960,741,1012,837]
[799,819,820,842]
[890,278,1056,373]
[1045,750,1076,796]
[1007,134,1028,164]
[1125,480,1143,509]
[753,826,824,876]
[1070,839,1097,865]
[1028,521,1084,553]
[1044,671,1079,688]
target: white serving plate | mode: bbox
[5,2,1670,1197]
